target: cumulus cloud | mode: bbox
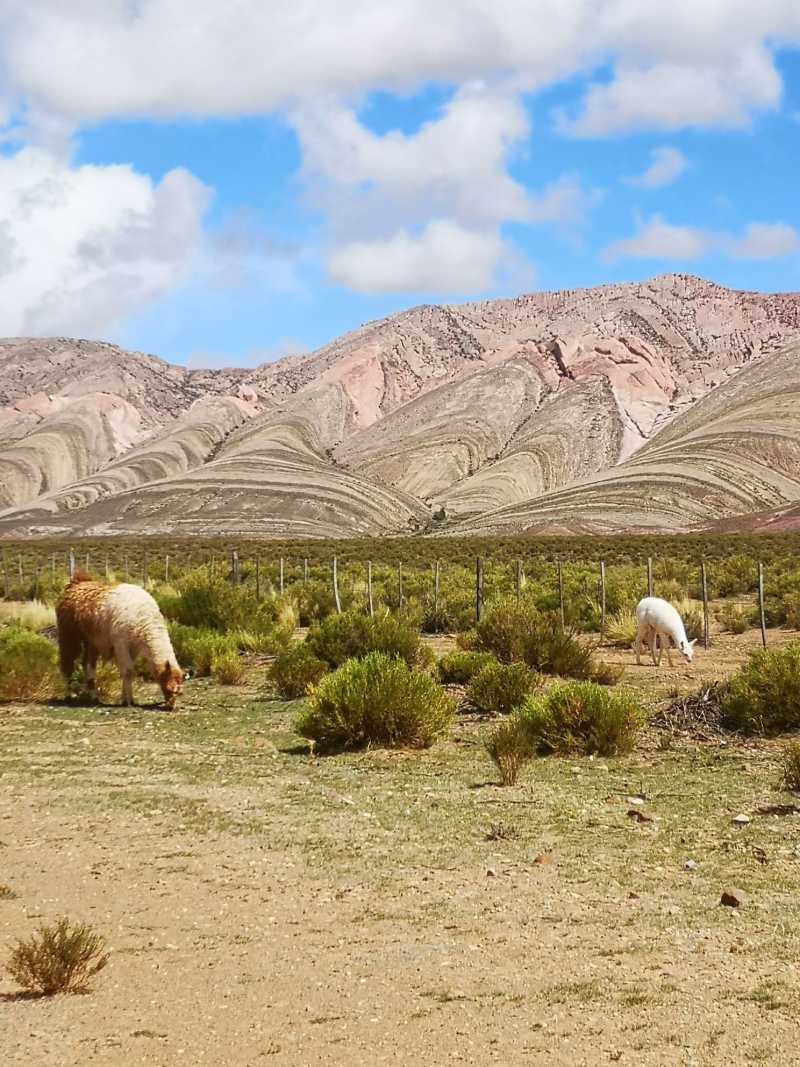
[0,146,210,336]
[626,147,688,189]
[293,87,598,292]
[725,222,800,260]
[604,214,800,262]
[1,2,799,136]
[328,221,524,294]
[604,215,713,261]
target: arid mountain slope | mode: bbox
[0,274,799,538]
[453,342,800,535]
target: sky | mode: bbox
[0,2,799,367]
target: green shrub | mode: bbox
[438,650,496,685]
[516,681,646,756]
[672,599,704,641]
[484,719,534,786]
[781,741,800,791]
[590,660,625,686]
[168,623,236,677]
[716,601,750,634]
[0,627,61,702]
[5,917,109,995]
[269,643,328,699]
[211,648,245,685]
[467,661,539,715]
[720,644,800,735]
[474,600,596,679]
[474,599,541,663]
[306,611,422,669]
[296,652,454,751]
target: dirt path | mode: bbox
[2,630,800,1065]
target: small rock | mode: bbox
[627,809,654,823]
[628,891,640,901]
[720,888,746,908]
[533,853,555,866]
[684,860,698,871]
[627,796,645,806]
[732,814,751,826]
[486,867,498,878]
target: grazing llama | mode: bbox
[56,573,183,709]
[634,596,697,667]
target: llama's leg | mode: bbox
[651,631,661,667]
[57,617,81,690]
[665,643,674,668]
[634,625,645,665]
[83,645,99,701]
[115,644,135,706]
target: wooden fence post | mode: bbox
[84,553,90,574]
[50,552,56,585]
[231,550,240,585]
[476,556,484,623]
[515,559,523,603]
[434,560,440,629]
[758,562,767,648]
[279,557,285,596]
[105,555,111,581]
[701,561,710,650]
[647,557,654,598]
[164,554,170,584]
[367,561,374,618]
[599,561,606,641]
[332,556,342,614]
[69,550,76,579]
[303,558,309,585]
[557,561,565,629]
[398,561,404,607]
[255,557,261,601]
[2,553,8,597]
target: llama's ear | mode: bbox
[689,639,697,649]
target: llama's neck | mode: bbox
[141,623,178,673]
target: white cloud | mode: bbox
[293,87,599,292]
[626,146,688,189]
[328,221,517,294]
[604,215,713,261]
[605,214,800,262]
[1,2,799,137]
[0,146,210,336]
[725,222,800,260]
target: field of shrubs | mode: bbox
[2,537,800,1064]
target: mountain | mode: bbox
[1,273,799,539]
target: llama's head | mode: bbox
[159,661,183,710]
[679,638,697,663]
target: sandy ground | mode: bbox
[2,627,800,1066]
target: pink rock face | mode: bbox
[1,273,800,537]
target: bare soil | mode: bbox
[2,628,800,1066]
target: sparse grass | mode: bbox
[0,884,17,900]
[5,917,109,995]
[0,599,56,631]
[604,610,638,648]
[296,652,454,751]
[590,659,625,686]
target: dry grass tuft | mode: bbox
[0,600,56,631]
[5,917,109,996]
[780,741,800,792]
[484,718,534,786]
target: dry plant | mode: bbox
[6,917,109,995]
[484,718,534,786]
[781,741,800,792]
[0,600,56,631]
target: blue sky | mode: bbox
[1,3,799,366]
